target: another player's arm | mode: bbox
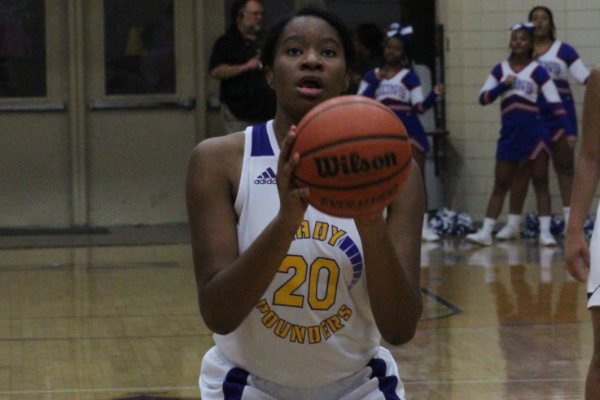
[354,159,424,345]
[565,64,600,282]
[185,129,308,335]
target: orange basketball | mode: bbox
[292,95,412,218]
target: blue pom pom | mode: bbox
[521,213,539,238]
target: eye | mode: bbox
[322,48,337,57]
[286,47,302,56]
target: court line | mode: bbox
[0,387,199,395]
[1,377,587,395]
[404,377,586,385]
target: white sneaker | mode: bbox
[422,226,440,242]
[539,231,557,247]
[495,224,520,240]
[466,229,493,246]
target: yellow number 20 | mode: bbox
[273,256,340,311]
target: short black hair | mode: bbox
[260,6,355,71]
[528,5,556,40]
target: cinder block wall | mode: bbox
[437,1,600,222]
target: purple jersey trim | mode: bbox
[223,367,250,400]
[368,358,401,400]
[251,123,274,157]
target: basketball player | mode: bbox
[466,23,572,247]
[565,63,600,400]
[495,6,590,240]
[186,7,424,400]
[357,22,444,243]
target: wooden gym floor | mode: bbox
[0,225,592,399]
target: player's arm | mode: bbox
[565,64,600,282]
[354,159,424,345]
[186,129,308,335]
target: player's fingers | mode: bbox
[566,260,585,283]
[279,126,298,161]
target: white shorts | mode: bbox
[199,346,406,400]
[588,204,600,308]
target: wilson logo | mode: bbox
[314,152,398,178]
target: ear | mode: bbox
[265,66,274,89]
[343,70,351,92]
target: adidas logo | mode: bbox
[254,167,277,185]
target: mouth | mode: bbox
[297,76,324,96]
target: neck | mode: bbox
[511,53,531,66]
[534,35,553,46]
[272,112,297,146]
[384,64,403,73]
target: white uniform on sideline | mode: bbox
[587,203,600,307]
[199,120,406,400]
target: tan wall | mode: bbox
[437,1,600,221]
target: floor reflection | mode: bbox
[0,235,592,399]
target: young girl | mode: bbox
[186,7,424,400]
[495,6,590,240]
[466,23,573,247]
[565,63,600,400]
[357,23,444,242]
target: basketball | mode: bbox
[292,95,412,218]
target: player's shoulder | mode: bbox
[190,132,245,175]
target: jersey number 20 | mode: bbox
[273,255,340,311]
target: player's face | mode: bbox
[509,29,532,56]
[240,0,264,33]
[265,16,350,121]
[383,37,405,67]
[530,9,552,39]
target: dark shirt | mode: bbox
[209,26,276,121]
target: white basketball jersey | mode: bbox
[213,120,381,388]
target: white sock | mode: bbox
[423,213,430,230]
[563,207,571,225]
[539,215,552,235]
[482,218,496,234]
[506,214,521,228]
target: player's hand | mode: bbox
[565,231,589,283]
[504,75,516,87]
[567,135,577,149]
[276,126,310,226]
[434,83,445,95]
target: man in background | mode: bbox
[209,0,276,134]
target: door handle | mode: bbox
[0,102,67,112]
[88,97,196,111]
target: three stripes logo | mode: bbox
[254,167,277,185]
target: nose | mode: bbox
[301,49,323,70]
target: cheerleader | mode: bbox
[495,6,590,240]
[358,23,444,242]
[466,23,573,247]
